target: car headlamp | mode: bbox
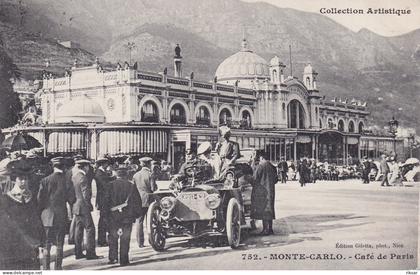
[160,196,177,211]
[205,194,221,210]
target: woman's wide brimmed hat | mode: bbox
[6,160,33,176]
[197,142,212,155]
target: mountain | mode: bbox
[0,0,419,131]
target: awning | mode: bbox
[48,131,86,152]
[296,135,311,144]
[99,129,168,155]
[347,137,359,145]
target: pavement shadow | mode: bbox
[279,214,370,235]
[68,213,370,270]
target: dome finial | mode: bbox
[241,26,250,52]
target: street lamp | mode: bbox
[388,116,399,156]
[408,134,419,158]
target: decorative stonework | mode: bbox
[107,98,115,111]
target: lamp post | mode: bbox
[408,134,419,158]
[388,116,399,156]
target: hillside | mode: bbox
[0,0,419,131]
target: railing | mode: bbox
[141,114,159,123]
[170,116,187,124]
[196,117,211,125]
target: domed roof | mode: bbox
[215,39,269,82]
[55,95,105,123]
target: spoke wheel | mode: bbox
[226,198,241,249]
[147,201,166,251]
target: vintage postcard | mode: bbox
[0,0,418,272]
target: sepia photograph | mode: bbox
[0,0,418,272]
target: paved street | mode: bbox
[62,180,418,270]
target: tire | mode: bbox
[147,201,166,251]
[226,198,241,249]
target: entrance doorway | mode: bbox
[173,141,186,174]
[318,131,344,165]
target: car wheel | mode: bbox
[226,198,241,249]
[147,201,166,251]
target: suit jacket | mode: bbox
[94,168,114,210]
[278,161,288,172]
[215,140,240,162]
[380,159,390,173]
[133,167,154,208]
[37,170,76,228]
[105,178,141,224]
[72,170,93,215]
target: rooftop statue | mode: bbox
[174,44,182,58]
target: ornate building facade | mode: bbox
[4,39,402,168]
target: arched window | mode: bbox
[170,103,186,124]
[287,100,305,129]
[358,122,364,133]
[272,69,278,83]
[141,101,159,122]
[327,118,334,129]
[319,118,323,128]
[338,120,345,132]
[196,106,211,125]
[348,121,355,133]
[241,110,252,128]
[306,77,311,87]
[219,108,232,126]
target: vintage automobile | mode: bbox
[147,150,256,251]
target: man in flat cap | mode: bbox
[105,168,141,266]
[132,156,155,247]
[94,156,115,246]
[72,159,99,259]
[215,126,240,174]
[37,157,76,269]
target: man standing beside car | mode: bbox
[132,157,155,247]
[251,152,278,235]
[105,168,141,266]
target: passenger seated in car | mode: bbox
[215,126,240,174]
[178,149,212,182]
[197,142,221,180]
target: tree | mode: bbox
[0,46,22,128]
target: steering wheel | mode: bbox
[184,164,202,178]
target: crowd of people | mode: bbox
[276,154,419,186]
[0,126,417,270]
[0,149,174,270]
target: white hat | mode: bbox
[219,126,231,136]
[197,142,212,155]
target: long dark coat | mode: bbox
[0,194,44,270]
[38,171,76,231]
[94,168,114,210]
[105,178,142,224]
[251,160,278,220]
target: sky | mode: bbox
[243,0,420,36]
